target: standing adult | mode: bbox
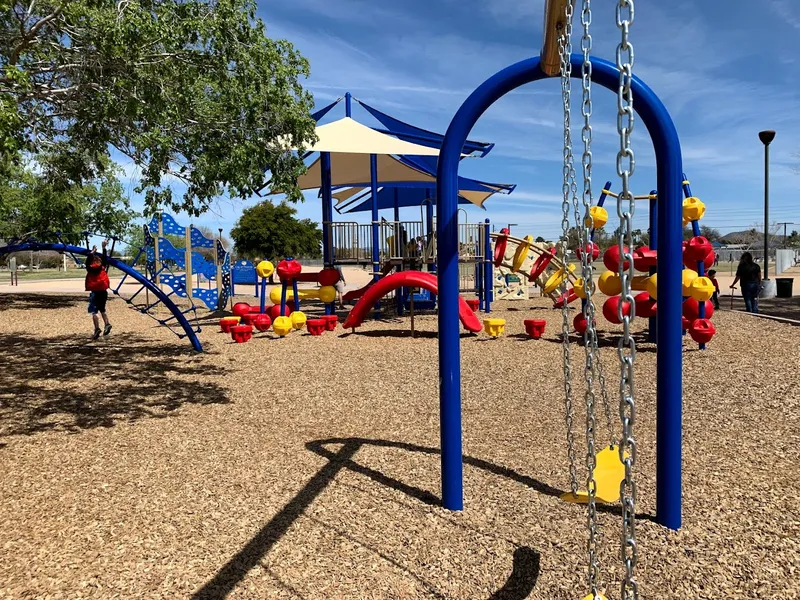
[334,264,346,309]
[731,251,762,313]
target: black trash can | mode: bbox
[776,277,793,298]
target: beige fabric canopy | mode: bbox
[292,117,442,155]
[299,153,435,190]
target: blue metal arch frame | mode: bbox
[0,242,203,352]
[436,54,683,530]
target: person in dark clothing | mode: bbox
[708,269,720,309]
[85,240,113,339]
[731,252,761,313]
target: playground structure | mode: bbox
[145,213,231,311]
[0,237,203,351]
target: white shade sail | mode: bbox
[294,117,442,155]
[298,153,436,190]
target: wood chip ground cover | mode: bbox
[0,293,798,599]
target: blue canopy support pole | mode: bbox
[321,152,333,267]
[393,189,404,316]
[436,54,683,529]
[649,190,658,343]
[370,154,381,313]
[426,193,435,273]
[345,92,352,117]
[484,219,492,313]
[0,242,202,352]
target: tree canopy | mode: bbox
[1,0,318,214]
[0,157,136,242]
[230,200,321,260]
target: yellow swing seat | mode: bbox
[560,445,627,504]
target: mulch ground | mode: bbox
[0,292,799,599]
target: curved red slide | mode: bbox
[342,270,483,333]
[342,262,395,302]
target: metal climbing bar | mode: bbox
[0,241,203,352]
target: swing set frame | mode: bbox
[435,3,684,533]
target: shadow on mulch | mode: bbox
[193,436,654,600]
[340,329,476,339]
[726,293,800,322]
[0,293,84,311]
[0,331,228,439]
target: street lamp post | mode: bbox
[758,130,776,298]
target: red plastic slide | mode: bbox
[342,262,395,302]
[342,270,483,333]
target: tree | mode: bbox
[0,157,137,243]
[1,0,318,214]
[699,225,721,242]
[230,200,321,260]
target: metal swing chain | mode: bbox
[558,1,579,497]
[576,0,602,595]
[615,0,640,598]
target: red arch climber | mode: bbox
[342,270,482,333]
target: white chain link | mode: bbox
[558,5,579,497]
[615,0,639,598]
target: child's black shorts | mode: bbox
[88,291,108,314]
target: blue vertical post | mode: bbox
[280,280,288,316]
[484,219,492,313]
[394,189,404,316]
[292,278,300,312]
[321,152,333,267]
[345,92,352,117]
[260,276,267,313]
[649,191,658,343]
[475,236,482,308]
[370,154,381,313]
[426,192,437,307]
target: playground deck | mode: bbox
[0,293,798,599]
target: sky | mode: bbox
[120,0,800,242]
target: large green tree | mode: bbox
[1,0,317,214]
[230,200,321,260]
[0,157,137,242]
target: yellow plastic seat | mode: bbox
[483,318,506,338]
[560,445,627,504]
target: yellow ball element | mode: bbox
[290,311,307,330]
[511,235,534,273]
[483,318,506,338]
[585,205,609,229]
[646,272,658,299]
[573,278,587,299]
[318,285,337,304]
[273,316,293,337]
[581,594,609,600]
[682,196,706,222]
[689,276,715,302]
[256,260,275,279]
[631,275,650,291]
[269,286,284,305]
[597,270,622,296]
[682,269,698,297]
[543,264,576,294]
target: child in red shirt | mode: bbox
[708,269,720,309]
[85,240,112,339]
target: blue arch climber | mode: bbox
[0,241,203,352]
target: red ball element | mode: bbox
[602,296,632,325]
[232,302,252,317]
[266,301,295,320]
[681,316,690,331]
[634,291,657,318]
[253,313,272,332]
[683,248,715,270]
[318,268,340,287]
[276,259,302,280]
[573,313,588,335]
[682,298,715,321]
[603,244,630,272]
[632,246,658,272]
[684,236,713,263]
[575,242,600,261]
[689,318,716,344]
